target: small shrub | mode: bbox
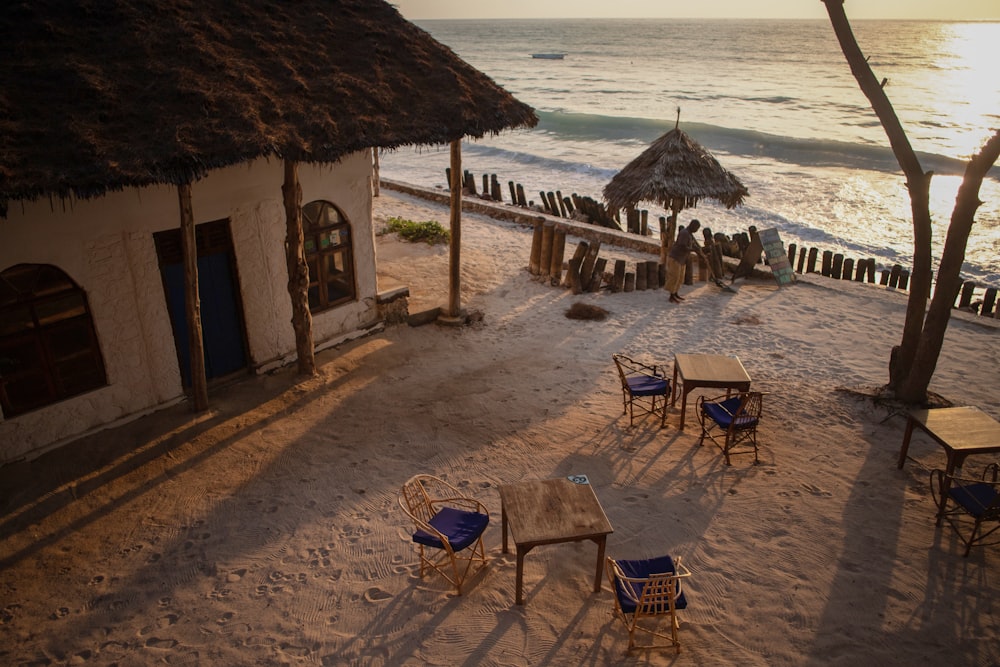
[565,302,609,321]
[384,216,450,245]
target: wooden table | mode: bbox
[897,406,1000,474]
[671,353,752,430]
[499,477,613,605]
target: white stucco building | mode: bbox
[0,152,389,463]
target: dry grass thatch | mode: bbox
[603,127,748,213]
[0,0,537,215]
[565,302,609,321]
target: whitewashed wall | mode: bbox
[0,151,378,463]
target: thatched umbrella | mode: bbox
[603,114,748,219]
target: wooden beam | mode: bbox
[177,183,208,412]
[447,139,462,318]
[283,160,316,375]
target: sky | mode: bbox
[392,1,1000,21]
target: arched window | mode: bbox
[0,264,107,417]
[302,200,356,312]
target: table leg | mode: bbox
[935,453,960,522]
[515,548,526,605]
[671,364,679,407]
[897,416,915,469]
[679,387,690,430]
[501,504,509,554]
[593,536,607,593]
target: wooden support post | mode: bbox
[612,259,626,292]
[580,240,601,289]
[539,222,555,281]
[853,259,865,281]
[546,192,561,217]
[898,269,909,291]
[787,243,797,269]
[880,269,890,286]
[624,272,636,292]
[549,228,566,286]
[842,257,854,280]
[178,183,209,411]
[627,209,640,234]
[646,261,659,289]
[983,287,997,316]
[806,247,818,273]
[556,190,567,217]
[959,280,976,309]
[796,247,807,273]
[635,261,647,290]
[832,253,844,279]
[659,216,669,269]
[509,180,517,205]
[822,250,833,276]
[463,170,476,195]
[529,221,544,275]
[888,264,901,288]
[588,258,606,292]
[865,259,876,283]
[566,241,589,290]
[282,161,316,378]
[491,174,501,201]
[482,173,489,197]
[640,210,648,236]
[516,184,527,207]
[539,191,550,214]
[447,141,464,319]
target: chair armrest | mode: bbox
[429,496,489,516]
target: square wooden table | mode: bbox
[897,406,1000,514]
[671,353,752,430]
[499,477,614,605]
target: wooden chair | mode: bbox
[697,391,762,465]
[931,463,1000,556]
[398,474,490,594]
[606,554,692,654]
[612,353,671,427]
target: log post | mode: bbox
[796,248,807,274]
[635,262,647,290]
[888,264,901,288]
[529,220,544,275]
[612,259,626,292]
[549,228,566,286]
[516,184,527,207]
[509,180,517,204]
[624,272,636,292]
[958,280,976,309]
[580,240,601,289]
[565,241,589,291]
[547,192,561,217]
[787,243,797,268]
[446,141,463,318]
[539,221,555,281]
[842,257,854,280]
[178,183,209,411]
[822,250,833,276]
[646,261,659,289]
[282,161,316,377]
[588,258,607,292]
[898,269,909,291]
[806,247,818,273]
[640,210,648,236]
[982,287,997,316]
[832,253,844,279]
[865,258,876,283]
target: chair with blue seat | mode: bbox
[606,554,692,654]
[398,474,490,594]
[612,353,671,427]
[931,463,1000,557]
[697,391,762,465]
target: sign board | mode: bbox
[759,228,796,286]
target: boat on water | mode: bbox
[531,53,565,60]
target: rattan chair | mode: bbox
[931,463,1000,556]
[398,474,490,594]
[612,353,671,427]
[697,391,762,465]
[606,554,692,654]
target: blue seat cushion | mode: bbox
[614,555,687,613]
[626,375,669,397]
[950,482,1000,518]
[703,397,757,429]
[412,507,489,552]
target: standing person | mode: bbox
[666,219,702,303]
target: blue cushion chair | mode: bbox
[697,391,763,465]
[398,474,490,594]
[931,463,1000,556]
[612,353,671,427]
[606,554,692,654]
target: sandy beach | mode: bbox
[1,186,998,666]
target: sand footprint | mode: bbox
[364,587,393,602]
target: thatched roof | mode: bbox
[603,127,748,213]
[0,0,537,215]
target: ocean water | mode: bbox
[378,18,1000,286]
